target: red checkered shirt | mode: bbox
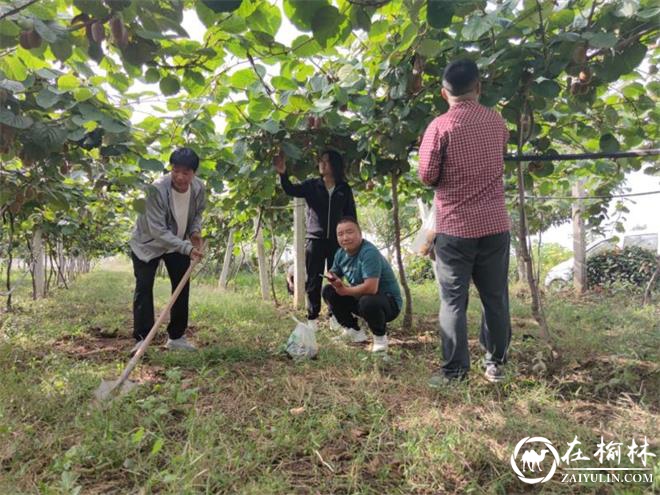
[418,100,510,238]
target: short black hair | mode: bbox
[442,59,479,96]
[322,149,345,182]
[170,147,199,171]
[337,216,360,231]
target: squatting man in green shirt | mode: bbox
[322,217,403,353]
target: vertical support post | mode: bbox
[293,198,306,309]
[255,215,270,301]
[572,179,586,294]
[32,228,45,299]
[218,228,235,290]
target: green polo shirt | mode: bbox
[331,240,403,309]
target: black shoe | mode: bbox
[484,364,504,383]
[428,372,467,388]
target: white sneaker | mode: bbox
[166,336,197,351]
[343,328,369,343]
[306,319,318,332]
[372,335,388,353]
[329,315,342,331]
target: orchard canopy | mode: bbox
[0,0,658,264]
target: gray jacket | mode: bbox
[130,174,206,262]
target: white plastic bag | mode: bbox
[411,207,436,258]
[285,316,318,360]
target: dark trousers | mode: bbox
[131,251,190,341]
[322,285,400,336]
[434,232,511,378]
[305,239,339,320]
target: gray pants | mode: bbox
[434,232,511,378]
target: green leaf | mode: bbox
[311,5,343,48]
[132,198,147,214]
[0,20,20,37]
[36,68,61,79]
[30,123,67,151]
[122,40,158,66]
[100,116,129,133]
[597,42,647,81]
[100,144,128,156]
[258,119,280,134]
[528,161,554,177]
[0,110,33,129]
[35,88,60,108]
[58,74,80,91]
[138,157,164,171]
[33,19,59,43]
[201,0,242,13]
[50,38,73,61]
[73,0,110,17]
[0,79,24,92]
[246,1,281,36]
[284,0,328,31]
[291,35,322,56]
[282,142,303,160]
[108,72,130,92]
[417,39,443,57]
[183,70,206,95]
[350,6,371,32]
[427,0,454,29]
[131,427,145,444]
[67,128,87,141]
[531,80,561,98]
[548,9,574,29]
[247,96,273,121]
[599,133,620,153]
[588,32,618,49]
[74,87,94,102]
[285,95,311,112]
[229,68,257,89]
[144,68,161,84]
[462,13,497,41]
[159,75,181,96]
[271,76,298,91]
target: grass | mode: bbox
[0,256,658,494]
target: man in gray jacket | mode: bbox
[129,147,205,353]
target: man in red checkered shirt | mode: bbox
[418,59,512,385]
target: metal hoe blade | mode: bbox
[93,379,139,402]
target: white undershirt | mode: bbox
[172,187,191,239]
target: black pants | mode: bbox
[322,285,400,336]
[434,232,511,378]
[131,251,190,341]
[305,239,339,320]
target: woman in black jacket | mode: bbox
[274,149,357,330]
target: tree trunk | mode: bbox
[32,228,45,299]
[643,258,660,305]
[293,197,306,310]
[254,213,270,301]
[4,212,14,311]
[516,119,551,342]
[572,180,587,294]
[391,172,413,330]
[56,240,66,285]
[218,227,235,290]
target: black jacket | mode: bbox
[279,173,357,242]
